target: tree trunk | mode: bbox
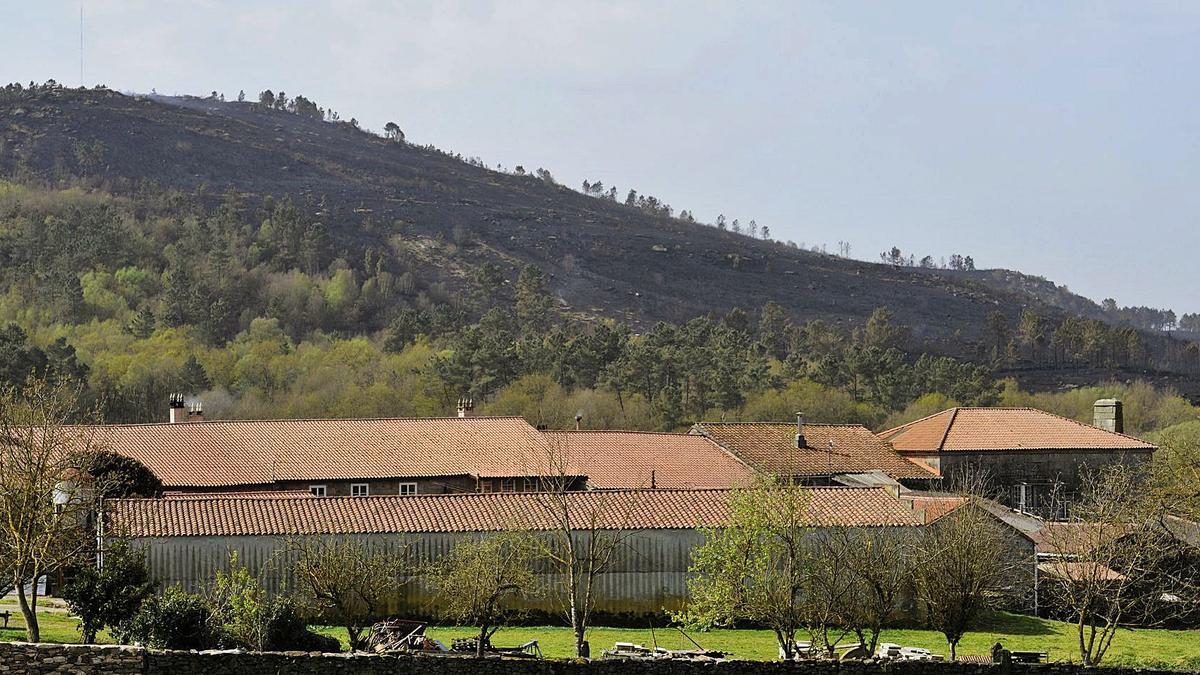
[949,639,958,661]
[347,625,362,651]
[574,623,586,659]
[476,624,487,659]
[16,575,40,643]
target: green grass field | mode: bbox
[4,600,1199,670]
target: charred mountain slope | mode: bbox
[0,87,1168,367]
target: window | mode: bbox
[309,485,327,497]
[523,478,538,492]
[500,478,518,492]
[351,483,370,497]
[399,482,418,496]
[479,480,494,493]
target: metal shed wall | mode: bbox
[131,529,705,616]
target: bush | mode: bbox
[209,554,341,652]
[116,586,214,649]
[62,540,156,643]
[264,598,342,652]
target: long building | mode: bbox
[108,486,994,616]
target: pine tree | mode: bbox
[179,355,211,394]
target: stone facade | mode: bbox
[0,642,1189,675]
[905,450,1154,515]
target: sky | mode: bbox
[3,1,1199,313]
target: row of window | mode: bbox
[478,478,539,493]
[308,482,418,497]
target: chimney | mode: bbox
[457,397,474,418]
[168,394,187,423]
[795,411,806,449]
[574,413,583,431]
[187,401,204,423]
[1094,399,1123,433]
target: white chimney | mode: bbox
[169,394,187,423]
[795,411,806,449]
[187,401,204,423]
[457,397,474,418]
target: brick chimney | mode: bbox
[1093,399,1123,433]
[169,394,187,423]
[187,401,204,423]
[457,397,474,418]
[795,411,806,449]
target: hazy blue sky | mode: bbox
[4,1,1198,313]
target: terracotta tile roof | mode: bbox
[92,417,555,489]
[879,408,1157,454]
[901,494,969,524]
[691,423,936,480]
[542,431,757,489]
[107,486,925,538]
[1029,522,1129,556]
[1038,561,1127,582]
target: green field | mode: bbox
[4,600,1199,670]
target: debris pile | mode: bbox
[366,620,448,654]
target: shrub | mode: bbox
[116,586,214,649]
[209,554,341,652]
[62,540,156,643]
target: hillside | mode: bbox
[1,86,1068,354]
[2,84,1199,422]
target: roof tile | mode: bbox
[544,430,757,489]
[109,487,925,537]
[880,408,1157,453]
[693,423,935,480]
[95,417,554,488]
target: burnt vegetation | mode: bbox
[2,81,1200,425]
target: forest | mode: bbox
[0,179,1197,438]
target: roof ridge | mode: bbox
[82,415,532,429]
[113,484,898,505]
[547,430,702,437]
[937,407,960,451]
[878,407,956,437]
[696,421,869,428]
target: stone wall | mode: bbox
[0,643,1190,675]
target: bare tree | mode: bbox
[527,434,642,657]
[839,527,915,654]
[1039,465,1196,666]
[0,379,103,641]
[914,499,1021,660]
[289,536,411,650]
[801,527,859,656]
[428,531,537,658]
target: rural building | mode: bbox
[106,486,984,617]
[878,402,1156,514]
[100,402,765,496]
[691,419,939,488]
[97,412,585,497]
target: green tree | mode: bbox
[62,540,156,643]
[515,265,553,335]
[863,307,909,352]
[428,532,537,658]
[682,477,814,660]
[179,355,211,394]
[289,536,411,649]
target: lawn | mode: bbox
[5,600,1200,670]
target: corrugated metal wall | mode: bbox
[132,529,706,615]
